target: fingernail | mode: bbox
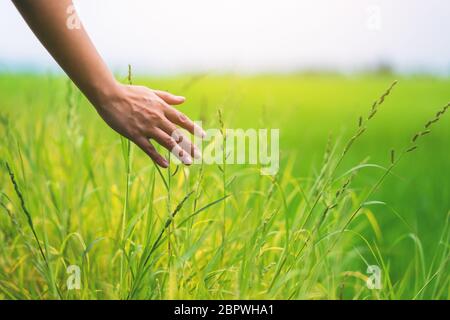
[162,159,169,167]
[197,126,207,138]
[184,155,193,165]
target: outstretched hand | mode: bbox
[95,83,205,168]
[12,0,204,168]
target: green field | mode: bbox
[0,73,449,299]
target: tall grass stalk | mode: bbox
[4,161,62,299]
[296,101,449,297]
[269,81,398,291]
[118,65,134,296]
[301,81,398,230]
[218,109,227,261]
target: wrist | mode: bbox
[86,78,122,111]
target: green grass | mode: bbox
[0,73,448,299]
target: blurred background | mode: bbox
[1,0,450,75]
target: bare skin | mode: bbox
[12,0,204,168]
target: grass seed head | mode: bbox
[406,145,418,153]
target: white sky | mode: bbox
[0,0,449,74]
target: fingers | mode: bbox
[134,137,169,168]
[163,105,206,138]
[158,119,201,159]
[151,89,205,137]
[152,129,193,165]
[153,90,185,105]
[135,89,206,166]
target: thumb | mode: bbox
[153,90,185,105]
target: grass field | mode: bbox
[0,73,449,299]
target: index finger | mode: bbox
[164,106,206,138]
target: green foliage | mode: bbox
[0,73,448,299]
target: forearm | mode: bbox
[13,0,203,167]
[12,0,118,107]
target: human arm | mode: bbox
[12,0,203,167]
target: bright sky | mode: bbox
[1,0,449,74]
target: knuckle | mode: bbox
[176,149,185,158]
[163,136,176,148]
[142,143,158,158]
[171,129,183,142]
[144,109,162,122]
[139,86,152,95]
[177,112,188,123]
[176,134,184,144]
[148,152,158,161]
[128,128,140,140]
[159,101,169,110]
[147,142,156,151]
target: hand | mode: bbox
[94,83,205,168]
[12,0,205,168]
